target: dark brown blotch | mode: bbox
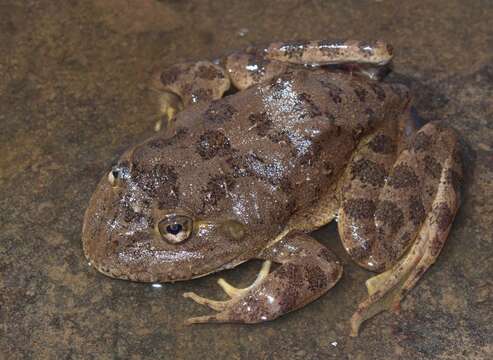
[204,174,236,206]
[270,79,287,100]
[343,198,376,220]
[196,130,231,160]
[305,264,329,292]
[131,163,178,191]
[196,64,223,80]
[276,263,304,289]
[123,208,141,224]
[154,165,180,209]
[424,155,443,179]
[368,134,396,154]
[375,200,404,232]
[408,195,426,225]
[370,83,386,101]
[278,285,300,314]
[180,82,193,97]
[226,154,248,178]
[388,164,419,189]
[351,159,387,187]
[413,131,432,152]
[399,232,412,249]
[320,79,343,104]
[322,160,335,177]
[203,100,238,123]
[297,92,322,117]
[267,130,291,145]
[380,236,401,265]
[353,85,368,102]
[129,163,179,209]
[435,202,453,232]
[160,65,182,86]
[297,138,322,166]
[430,235,445,257]
[249,112,272,136]
[446,169,463,195]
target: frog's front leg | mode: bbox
[183,232,342,324]
[151,61,231,130]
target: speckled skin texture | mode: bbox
[1,1,492,359]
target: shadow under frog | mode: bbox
[82,40,463,336]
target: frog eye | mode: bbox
[158,214,193,244]
[108,165,129,187]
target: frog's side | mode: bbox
[82,40,463,336]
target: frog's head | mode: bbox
[82,143,252,283]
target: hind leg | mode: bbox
[337,120,463,336]
[226,39,394,89]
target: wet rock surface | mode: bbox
[1,1,492,359]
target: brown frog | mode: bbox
[82,40,463,336]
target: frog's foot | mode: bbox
[153,91,183,131]
[183,232,342,324]
[183,260,271,324]
[151,61,231,130]
[349,143,462,336]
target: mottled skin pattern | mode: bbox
[82,40,463,336]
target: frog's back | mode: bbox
[130,69,409,251]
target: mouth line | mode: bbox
[90,258,214,283]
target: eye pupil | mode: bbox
[158,215,192,244]
[166,223,182,235]
[111,170,119,179]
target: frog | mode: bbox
[82,40,463,336]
